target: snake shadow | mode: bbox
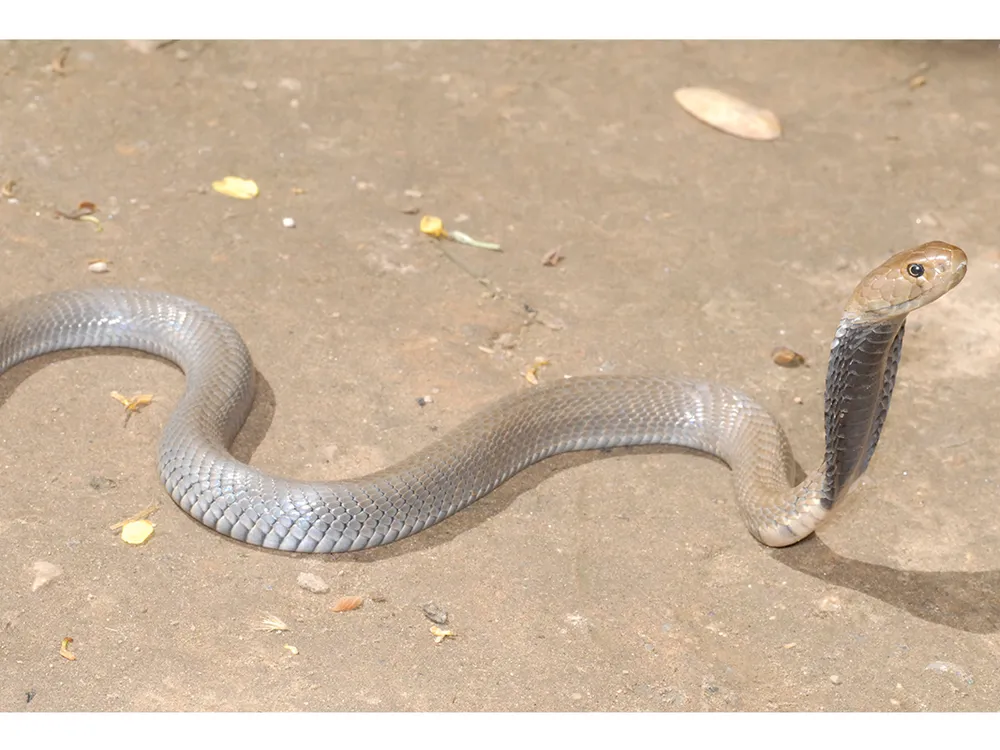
[768,536,1000,634]
[0,349,279,464]
[4,353,997,634]
[331,437,1000,635]
[339,441,1000,635]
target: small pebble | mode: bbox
[278,77,303,92]
[282,217,296,229]
[125,40,160,54]
[830,675,841,685]
[88,261,109,274]
[416,396,433,407]
[494,332,518,350]
[242,80,259,91]
[296,572,329,594]
[88,476,118,490]
[175,49,190,61]
[772,347,805,367]
[925,661,973,685]
[421,601,448,625]
[816,594,842,613]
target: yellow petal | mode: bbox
[430,625,455,643]
[60,637,77,661]
[419,215,445,238]
[212,176,259,200]
[523,357,551,385]
[121,519,155,545]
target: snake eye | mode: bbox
[907,263,925,278]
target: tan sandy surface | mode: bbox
[1,41,999,711]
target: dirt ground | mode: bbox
[1,40,999,712]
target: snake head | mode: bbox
[845,241,968,318]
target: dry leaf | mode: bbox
[60,637,77,661]
[121,519,155,545]
[330,596,364,613]
[523,357,551,385]
[110,503,159,531]
[49,47,70,75]
[257,615,289,632]
[212,176,259,200]
[449,230,501,251]
[55,201,103,231]
[110,391,154,413]
[77,215,103,231]
[55,201,97,219]
[541,248,564,266]
[673,87,781,141]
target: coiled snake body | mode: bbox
[0,242,967,553]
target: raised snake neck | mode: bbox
[0,242,967,553]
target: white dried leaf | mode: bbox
[673,87,781,141]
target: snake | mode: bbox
[0,241,967,553]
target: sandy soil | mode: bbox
[1,40,999,712]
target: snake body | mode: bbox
[0,242,966,552]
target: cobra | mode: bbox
[0,241,967,553]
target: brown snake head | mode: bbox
[845,240,968,318]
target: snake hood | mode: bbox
[820,241,968,520]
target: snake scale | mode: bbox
[0,241,967,553]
